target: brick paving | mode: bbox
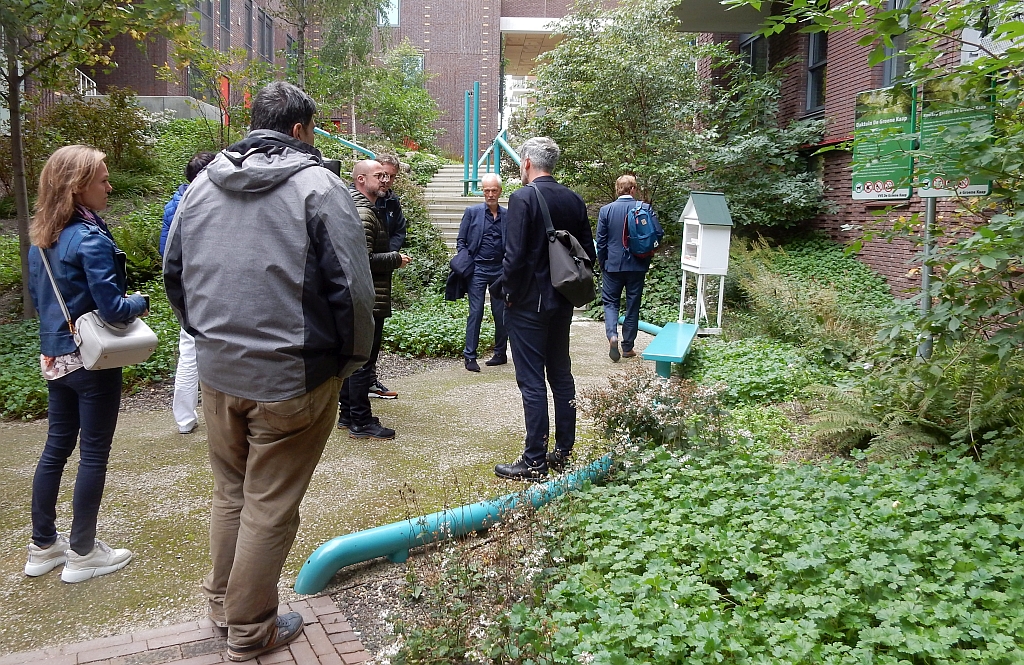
[0,597,372,665]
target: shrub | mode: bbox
[383,293,491,357]
[0,233,20,288]
[0,319,47,419]
[580,363,726,449]
[108,202,165,289]
[683,336,837,406]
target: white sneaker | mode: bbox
[25,534,69,576]
[61,540,132,583]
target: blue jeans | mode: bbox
[339,314,386,426]
[463,265,507,360]
[505,304,576,465]
[602,270,647,351]
[32,367,122,555]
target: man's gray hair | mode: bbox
[519,137,560,173]
[250,81,317,135]
[377,153,401,169]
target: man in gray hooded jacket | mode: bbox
[163,81,374,662]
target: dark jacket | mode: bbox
[456,202,507,257]
[159,183,187,256]
[375,190,407,253]
[352,187,403,318]
[596,195,664,272]
[502,176,595,312]
[163,130,375,402]
[29,210,148,357]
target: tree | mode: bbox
[358,39,441,148]
[521,0,826,228]
[313,0,388,137]
[1,0,184,318]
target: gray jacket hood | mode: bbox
[207,129,323,193]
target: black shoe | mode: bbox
[337,413,351,429]
[226,611,304,661]
[546,449,571,474]
[609,338,620,362]
[349,418,396,440]
[485,354,508,366]
[368,380,398,399]
[494,456,548,481]
[465,358,481,372]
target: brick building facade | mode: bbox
[704,7,969,295]
[87,0,294,107]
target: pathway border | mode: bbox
[0,596,370,665]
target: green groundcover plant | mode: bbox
[498,443,1024,664]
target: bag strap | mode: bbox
[527,183,556,239]
[38,248,76,335]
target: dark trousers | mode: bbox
[339,314,386,426]
[505,304,576,465]
[602,270,647,351]
[32,367,122,555]
[463,265,507,360]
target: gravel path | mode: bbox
[0,319,652,659]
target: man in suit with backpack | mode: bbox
[596,174,664,362]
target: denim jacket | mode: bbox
[29,210,148,356]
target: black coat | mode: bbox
[501,175,595,312]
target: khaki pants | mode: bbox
[200,377,340,647]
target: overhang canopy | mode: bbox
[670,0,772,34]
[501,16,563,76]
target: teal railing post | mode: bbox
[463,90,472,196]
[471,81,480,192]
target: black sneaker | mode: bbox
[485,354,508,366]
[337,413,351,429]
[226,611,304,662]
[609,338,621,362]
[349,417,396,440]
[465,357,481,372]
[546,449,571,474]
[494,456,548,482]
[368,380,398,399]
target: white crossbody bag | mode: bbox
[39,249,158,370]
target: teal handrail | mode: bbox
[294,455,613,595]
[313,127,375,158]
[466,129,520,195]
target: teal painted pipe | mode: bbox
[312,127,375,158]
[617,315,663,335]
[294,455,613,595]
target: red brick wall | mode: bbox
[391,1,502,155]
[501,0,576,17]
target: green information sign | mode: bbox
[917,77,994,198]
[852,86,916,200]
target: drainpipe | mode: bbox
[294,455,613,595]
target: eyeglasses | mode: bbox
[372,172,392,181]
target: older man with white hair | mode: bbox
[456,172,509,371]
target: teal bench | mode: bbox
[640,322,699,378]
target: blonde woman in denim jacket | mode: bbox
[24,145,148,583]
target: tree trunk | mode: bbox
[296,1,306,90]
[6,33,35,319]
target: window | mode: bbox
[883,0,910,85]
[401,54,424,83]
[806,32,827,112]
[219,0,231,51]
[195,0,214,47]
[738,33,768,75]
[378,0,399,27]
[243,0,253,59]
[258,9,274,63]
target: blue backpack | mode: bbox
[622,202,659,259]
